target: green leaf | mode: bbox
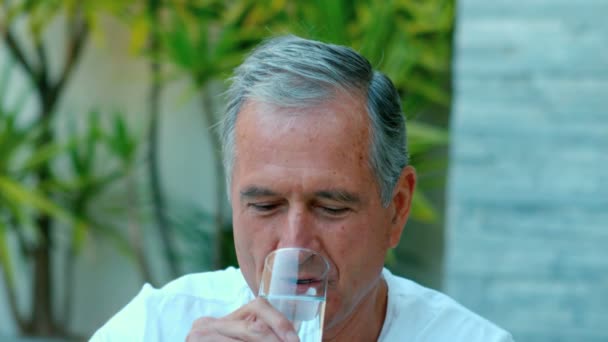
[129,16,150,54]
[41,178,80,194]
[407,121,449,156]
[18,142,65,173]
[87,170,123,197]
[224,0,255,27]
[0,119,33,172]
[384,248,397,267]
[4,199,30,238]
[358,1,395,64]
[0,60,17,106]
[0,176,83,228]
[311,0,348,44]
[403,74,451,106]
[106,113,137,164]
[0,221,16,291]
[410,188,437,223]
[66,118,86,175]
[84,110,101,173]
[162,17,199,71]
[72,220,87,254]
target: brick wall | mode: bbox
[446,1,608,340]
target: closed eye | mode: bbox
[318,206,350,217]
[248,203,280,213]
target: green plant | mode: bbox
[1,2,454,336]
[116,0,262,277]
[127,0,292,271]
[1,1,91,335]
[0,102,146,337]
[0,57,146,338]
[0,1,154,335]
[49,110,151,325]
[0,61,83,336]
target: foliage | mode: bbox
[0,59,143,336]
[0,0,454,336]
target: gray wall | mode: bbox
[446,0,608,341]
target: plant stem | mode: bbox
[127,170,155,284]
[201,85,226,270]
[3,10,89,335]
[0,221,27,331]
[3,29,37,81]
[31,203,54,334]
[147,0,179,277]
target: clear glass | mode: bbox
[258,248,330,342]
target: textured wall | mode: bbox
[446,0,608,341]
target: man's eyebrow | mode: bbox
[314,189,361,204]
[240,186,278,198]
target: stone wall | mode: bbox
[446,0,608,340]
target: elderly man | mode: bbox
[92,35,512,341]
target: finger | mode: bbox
[190,317,282,342]
[188,317,243,342]
[186,329,241,342]
[230,297,299,342]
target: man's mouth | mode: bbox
[296,278,319,285]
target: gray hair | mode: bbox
[221,35,408,207]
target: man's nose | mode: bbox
[277,206,318,249]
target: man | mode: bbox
[92,35,512,341]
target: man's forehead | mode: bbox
[240,91,367,117]
[231,95,374,184]
[235,97,369,136]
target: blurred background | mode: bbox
[0,0,605,341]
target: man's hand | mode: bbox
[186,297,300,342]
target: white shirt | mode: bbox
[91,267,513,341]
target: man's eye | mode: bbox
[320,206,349,216]
[249,203,279,212]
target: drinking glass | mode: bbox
[258,248,330,342]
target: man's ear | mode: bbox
[388,165,416,248]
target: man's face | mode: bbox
[231,94,407,331]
